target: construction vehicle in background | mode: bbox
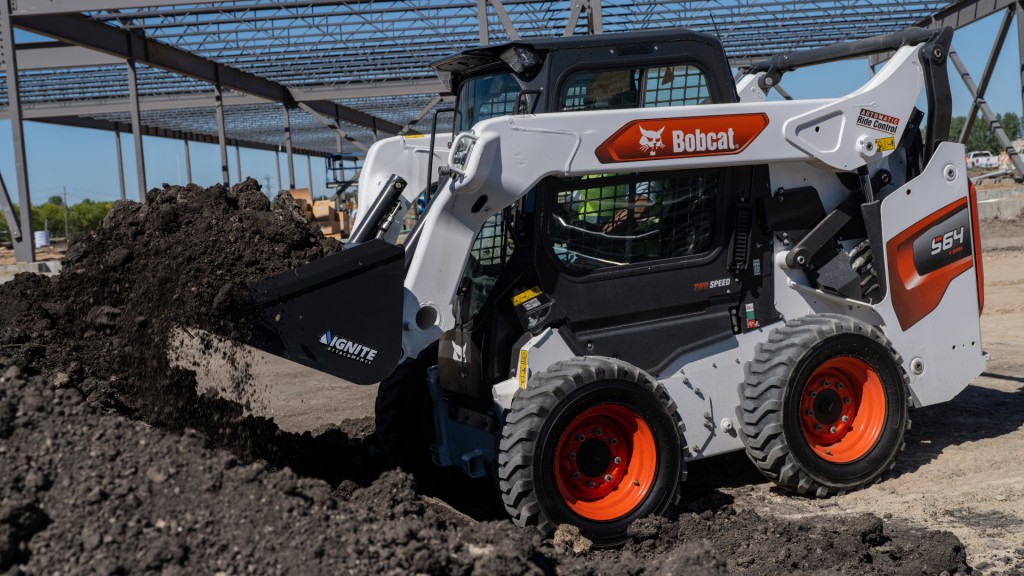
[251,26,986,546]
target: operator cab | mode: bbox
[427,30,775,407]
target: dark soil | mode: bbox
[0,179,971,574]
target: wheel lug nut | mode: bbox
[841,415,849,423]
[823,380,830,387]
[568,452,576,460]
[633,480,640,486]
[836,383,843,389]
[809,391,817,398]
[806,409,813,416]
[613,457,621,465]
[588,481,595,488]
[844,397,851,405]
[604,474,612,482]
[829,426,837,434]
[577,434,585,442]
[594,428,603,436]
[815,424,822,431]
[573,472,580,479]
[609,438,617,445]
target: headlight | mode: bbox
[448,132,478,176]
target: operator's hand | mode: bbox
[601,195,653,233]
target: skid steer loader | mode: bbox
[251,26,986,546]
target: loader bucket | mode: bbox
[249,239,405,384]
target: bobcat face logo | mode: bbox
[638,125,666,156]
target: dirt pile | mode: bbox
[0,356,969,574]
[0,179,973,573]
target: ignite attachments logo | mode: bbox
[319,330,378,365]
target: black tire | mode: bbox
[374,348,436,470]
[739,314,910,497]
[497,357,685,547]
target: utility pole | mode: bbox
[62,186,70,240]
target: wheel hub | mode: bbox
[798,356,887,463]
[553,403,657,521]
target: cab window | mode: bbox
[560,65,711,111]
[548,170,719,273]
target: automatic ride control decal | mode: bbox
[886,197,974,331]
[595,113,769,163]
[856,108,900,135]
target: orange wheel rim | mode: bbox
[798,356,886,463]
[553,404,656,521]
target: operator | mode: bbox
[574,175,662,233]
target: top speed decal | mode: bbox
[595,113,769,163]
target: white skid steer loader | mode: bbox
[251,26,986,546]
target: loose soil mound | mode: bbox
[0,180,971,573]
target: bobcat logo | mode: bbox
[638,125,666,156]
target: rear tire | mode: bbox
[739,314,909,496]
[497,357,685,547]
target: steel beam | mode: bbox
[214,84,229,184]
[16,43,123,69]
[297,102,369,152]
[13,12,404,134]
[2,78,445,121]
[284,106,296,190]
[950,48,1024,178]
[916,0,1017,30]
[10,0,236,16]
[1,0,34,262]
[960,7,1013,143]
[127,59,147,200]
[32,114,329,158]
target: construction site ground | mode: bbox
[211,213,1024,573]
[0,179,1021,573]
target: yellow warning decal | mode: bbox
[512,286,543,306]
[403,134,426,139]
[875,137,895,152]
[518,349,529,389]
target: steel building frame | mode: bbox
[0,0,1022,262]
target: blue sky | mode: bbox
[1,14,1020,205]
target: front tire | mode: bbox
[497,357,685,547]
[740,314,910,496]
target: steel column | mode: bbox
[275,148,283,195]
[126,59,147,200]
[1017,2,1024,121]
[114,124,126,201]
[476,0,489,45]
[214,84,229,184]
[235,144,242,182]
[306,155,313,194]
[1,0,34,262]
[283,106,295,190]
[960,7,1013,143]
[950,49,1024,178]
[183,138,192,183]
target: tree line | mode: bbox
[949,112,1022,153]
[0,195,113,242]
